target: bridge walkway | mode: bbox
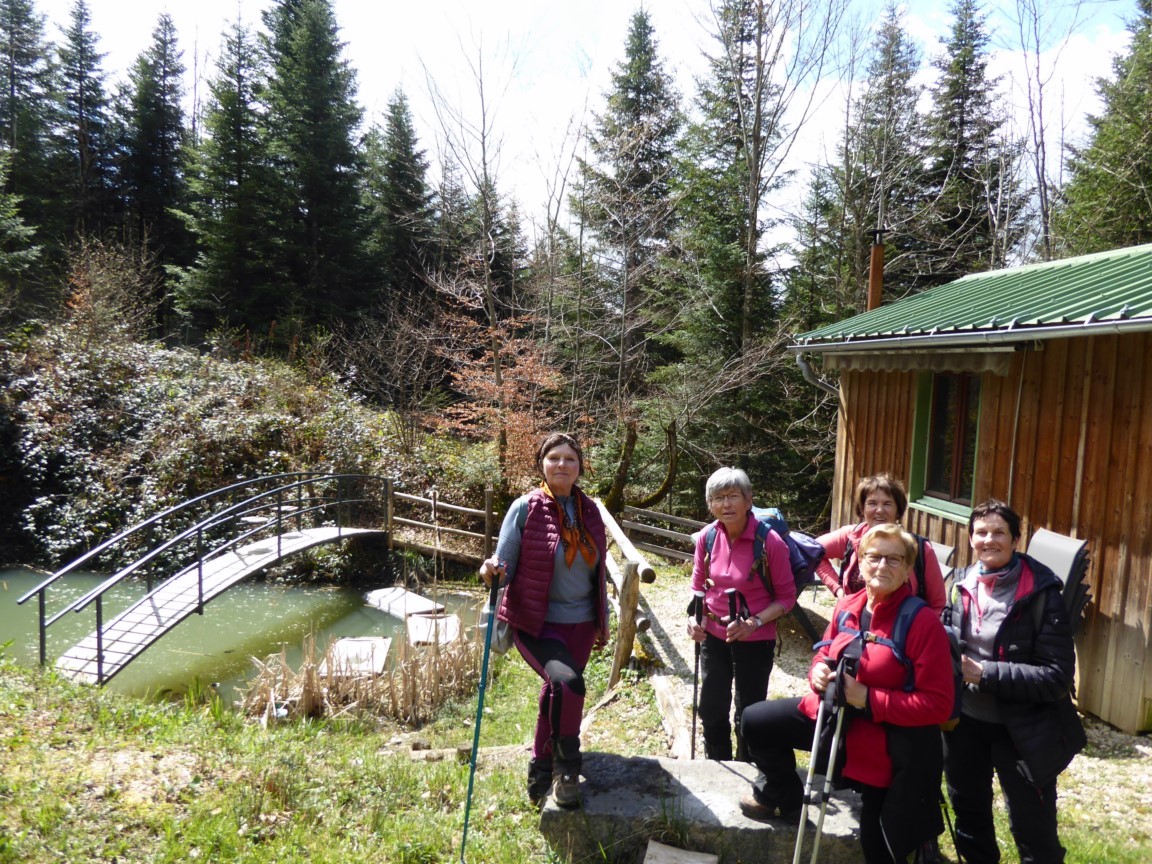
[55,526,387,684]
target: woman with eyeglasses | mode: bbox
[685,467,796,761]
[942,500,1085,863]
[739,523,954,863]
[815,473,948,613]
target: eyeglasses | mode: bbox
[709,493,746,505]
[862,553,905,568]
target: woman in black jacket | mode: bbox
[942,500,1086,864]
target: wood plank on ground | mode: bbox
[406,612,460,646]
[364,586,445,617]
[319,636,391,677]
[643,839,718,864]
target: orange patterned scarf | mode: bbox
[541,482,597,568]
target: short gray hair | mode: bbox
[705,467,753,502]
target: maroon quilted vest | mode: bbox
[499,487,608,640]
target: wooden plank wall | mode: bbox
[831,334,1152,733]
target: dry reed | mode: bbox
[240,615,486,727]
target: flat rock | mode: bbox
[539,753,861,864]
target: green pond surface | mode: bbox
[1,567,478,705]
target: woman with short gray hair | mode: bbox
[686,467,796,760]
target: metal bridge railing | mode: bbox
[17,472,389,671]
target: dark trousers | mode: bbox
[743,698,907,864]
[740,696,812,811]
[944,715,1065,864]
[858,783,902,864]
[697,632,774,760]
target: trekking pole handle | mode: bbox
[726,588,738,623]
[693,590,705,624]
[487,564,501,608]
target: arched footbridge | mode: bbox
[18,473,496,685]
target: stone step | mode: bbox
[539,753,862,864]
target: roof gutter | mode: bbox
[787,317,1152,355]
[795,352,839,397]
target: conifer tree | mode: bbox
[921,0,1027,282]
[0,149,40,311]
[667,0,845,516]
[574,8,682,402]
[822,2,929,308]
[260,0,375,330]
[363,88,433,317]
[117,12,194,331]
[1055,0,1152,254]
[56,0,116,237]
[179,20,284,338]
[0,0,59,270]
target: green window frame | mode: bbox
[909,371,982,518]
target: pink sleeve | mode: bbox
[690,527,710,594]
[816,525,852,595]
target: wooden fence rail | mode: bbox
[620,505,706,563]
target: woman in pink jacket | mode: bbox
[740,524,954,863]
[816,473,947,613]
[686,467,796,761]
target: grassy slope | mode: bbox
[0,635,666,864]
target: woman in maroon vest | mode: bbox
[479,433,609,809]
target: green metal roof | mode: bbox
[790,243,1152,353]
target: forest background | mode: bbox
[4,0,1152,568]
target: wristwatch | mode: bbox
[751,614,763,629]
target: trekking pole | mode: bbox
[690,590,705,759]
[809,656,855,864]
[793,664,832,864]
[941,791,964,864]
[726,587,740,625]
[460,570,501,863]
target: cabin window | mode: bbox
[925,373,980,503]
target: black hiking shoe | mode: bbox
[527,757,553,807]
[552,768,581,808]
[551,735,582,808]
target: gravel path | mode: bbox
[636,569,835,703]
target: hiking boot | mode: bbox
[551,735,583,809]
[738,790,774,821]
[526,756,553,806]
[552,767,582,808]
[739,790,802,824]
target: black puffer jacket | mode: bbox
[944,553,1086,787]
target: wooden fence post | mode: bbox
[385,479,394,550]
[609,558,640,688]
[484,488,494,558]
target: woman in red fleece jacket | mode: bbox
[739,523,954,863]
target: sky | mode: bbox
[34,0,1136,237]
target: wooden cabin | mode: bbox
[790,243,1152,733]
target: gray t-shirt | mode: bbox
[494,494,598,624]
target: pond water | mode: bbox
[0,567,480,706]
